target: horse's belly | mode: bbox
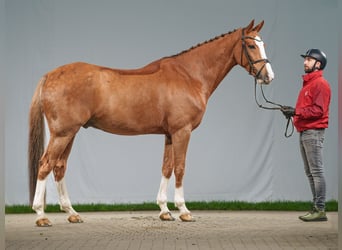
[86,114,166,136]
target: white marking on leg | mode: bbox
[156,176,170,215]
[174,186,190,215]
[32,179,47,219]
[56,178,78,215]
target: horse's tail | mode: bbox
[28,76,46,205]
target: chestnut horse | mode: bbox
[29,20,274,226]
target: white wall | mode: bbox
[4,0,338,205]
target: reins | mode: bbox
[241,28,294,138]
[254,79,294,138]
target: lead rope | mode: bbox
[254,79,294,138]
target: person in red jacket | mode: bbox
[281,49,331,222]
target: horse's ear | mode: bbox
[245,19,255,32]
[253,20,264,32]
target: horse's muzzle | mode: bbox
[257,75,274,84]
[258,63,274,84]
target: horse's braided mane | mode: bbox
[114,27,240,75]
[166,28,239,59]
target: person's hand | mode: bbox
[281,106,295,119]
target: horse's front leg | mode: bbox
[172,126,195,222]
[157,135,175,221]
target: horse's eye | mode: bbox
[248,45,256,49]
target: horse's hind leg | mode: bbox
[55,179,82,223]
[157,135,175,221]
[32,134,76,226]
[32,172,50,226]
[53,136,83,223]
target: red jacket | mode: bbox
[293,70,331,132]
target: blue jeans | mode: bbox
[299,129,326,210]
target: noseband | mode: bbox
[241,29,294,138]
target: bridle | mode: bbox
[241,28,294,138]
[241,28,269,80]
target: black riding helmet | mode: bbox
[301,49,327,70]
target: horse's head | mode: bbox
[235,20,274,84]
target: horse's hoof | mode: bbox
[36,218,52,227]
[68,214,83,223]
[159,212,175,221]
[179,213,195,222]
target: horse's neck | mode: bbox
[175,29,241,99]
